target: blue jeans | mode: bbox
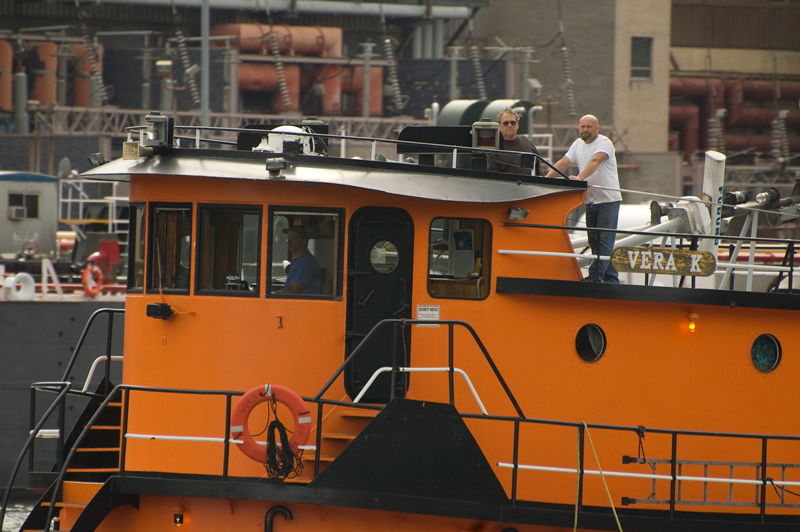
[585,201,620,283]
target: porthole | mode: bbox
[576,323,606,363]
[751,334,781,373]
[369,240,399,274]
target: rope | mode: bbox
[581,421,623,532]
[636,425,647,463]
[264,399,304,480]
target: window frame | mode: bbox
[146,202,193,295]
[630,36,653,80]
[127,202,146,293]
[194,203,262,297]
[8,192,40,219]
[266,206,345,300]
[427,216,492,301]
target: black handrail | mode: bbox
[312,318,524,418]
[42,384,243,532]
[31,379,800,532]
[61,308,124,382]
[0,382,71,531]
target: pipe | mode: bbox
[0,40,13,112]
[723,134,800,153]
[71,43,104,107]
[211,24,342,58]
[13,71,29,133]
[341,65,383,116]
[238,63,300,112]
[57,0,476,18]
[669,105,699,160]
[28,42,57,108]
[669,77,723,150]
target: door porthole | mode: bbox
[369,239,399,274]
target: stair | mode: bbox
[291,407,379,482]
[23,394,123,532]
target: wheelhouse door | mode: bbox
[345,207,414,403]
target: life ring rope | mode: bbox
[231,383,311,479]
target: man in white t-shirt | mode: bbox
[546,115,622,283]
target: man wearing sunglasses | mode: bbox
[486,108,542,176]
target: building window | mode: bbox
[268,208,343,298]
[8,193,39,219]
[147,204,192,293]
[128,204,145,291]
[196,205,261,295]
[631,36,653,79]
[428,217,491,300]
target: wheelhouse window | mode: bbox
[128,203,145,291]
[268,208,343,298]
[196,205,261,295]
[147,204,192,293]
[8,193,39,219]
[428,217,491,299]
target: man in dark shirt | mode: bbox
[486,107,542,176]
[282,225,321,294]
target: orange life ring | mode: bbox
[230,384,311,464]
[82,264,103,297]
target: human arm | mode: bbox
[574,152,608,181]
[545,156,572,178]
[281,280,305,294]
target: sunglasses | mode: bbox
[502,120,517,126]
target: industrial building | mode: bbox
[0,0,798,226]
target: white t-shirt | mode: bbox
[565,134,622,204]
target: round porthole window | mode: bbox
[575,323,606,362]
[751,334,781,373]
[369,240,399,274]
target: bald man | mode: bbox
[547,115,622,283]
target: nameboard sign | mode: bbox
[611,247,716,277]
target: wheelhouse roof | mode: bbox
[82,149,585,204]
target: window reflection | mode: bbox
[269,209,342,297]
[196,206,261,294]
[428,217,490,299]
[148,205,192,292]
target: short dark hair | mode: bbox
[284,225,310,239]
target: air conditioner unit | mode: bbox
[8,206,26,220]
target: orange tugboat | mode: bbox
[3,113,800,532]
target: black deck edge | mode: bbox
[99,472,800,532]
[496,277,800,311]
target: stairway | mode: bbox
[292,407,379,482]
[23,393,123,532]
